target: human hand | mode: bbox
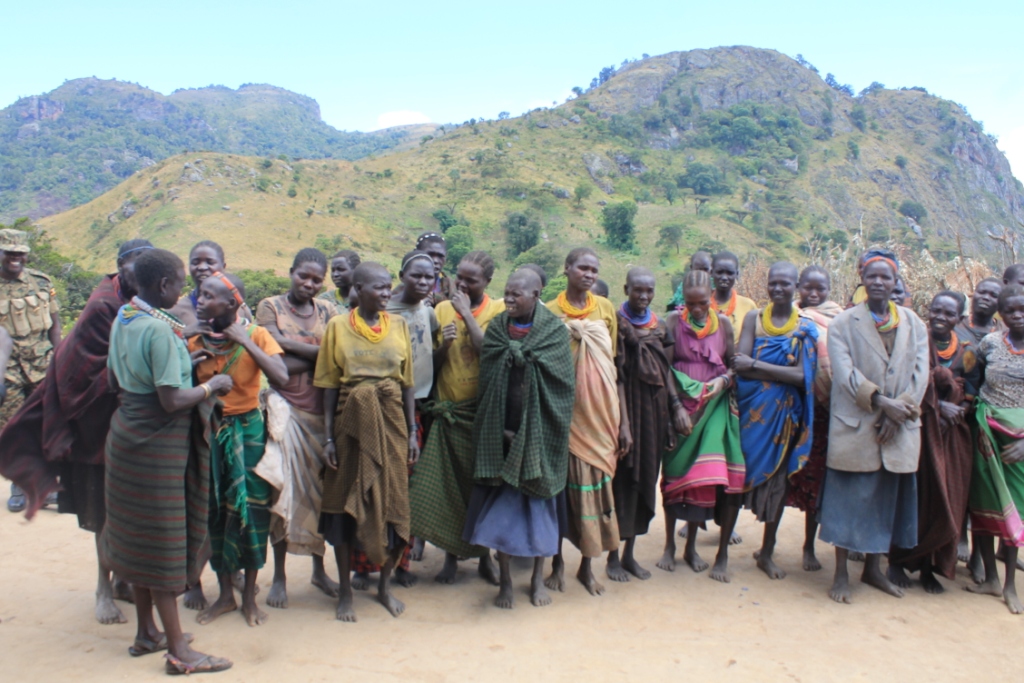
[408,434,421,465]
[221,322,249,345]
[672,404,692,436]
[939,401,965,427]
[732,353,756,373]
[706,376,728,399]
[876,414,899,445]
[322,441,338,470]
[1001,440,1024,465]
[878,396,913,424]
[450,290,472,319]
[190,349,213,366]
[441,322,458,347]
[206,374,234,396]
[618,424,633,459]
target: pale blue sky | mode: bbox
[6,0,1024,175]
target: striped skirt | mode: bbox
[565,456,619,558]
[100,392,212,593]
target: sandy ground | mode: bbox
[1,501,1020,682]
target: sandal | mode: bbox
[164,653,233,675]
[129,632,194,657]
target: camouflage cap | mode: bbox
[0,229,30,254]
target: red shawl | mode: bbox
[0,275,125,518]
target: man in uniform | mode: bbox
[0,228,61,512]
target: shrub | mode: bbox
[676,163,729,195]
[504,212,541,257]
[445,224,475,273]
[895,155,908,170]
[897,199,927,223]
[601,201,638,251]
[236,269,289,310]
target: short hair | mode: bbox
[769,261,799,279]
[799,264,830,286]
[932,289,966,316]
[508,268,542,293]
[998,284,1024,313]
[292,247,327,271]
[416,232,446,250]
[460,250,495,281]
[591,279,610,297]
[400,249,434,275]
[352,261,390,286]
[331,249,361,269]
[190,240,225,262]
[1003,264,1024,284]
[517,263,548,288]
[683,269,712,291]
[117,238,154,263]
[134,249,183,291]
[626,266,654,283]
[977,277,1003,291]
[565,247,598,268]
[222,272,246,301]
[712,250,739,269]
[689,250,712,267]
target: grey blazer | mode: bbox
[826,304,929,473]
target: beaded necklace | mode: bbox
[1003,332,1024,356]
[680,307,718,339]
[556,290,597,319]
[351,308,389,343]
[619,302,658,329]
[761,303,799,336]
[868,301,900,332]
[935,334,958,361]
[711,289,737,317]
[130,296,186,338]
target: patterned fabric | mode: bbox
[208,408,271,573]
[566,457,618,557]
[473,305,575,499]
[736,315,818,491]
[0,267,58,429]
[977,333,1024,408]
[410,399,488,558]
[969,403,1024,546]
[320,380,410,566]
[254,391,327,556]
[255,295,333,414]
[100,392,215,592]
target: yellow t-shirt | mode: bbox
[313,312,414,389]
[714,294,757,343]
[434,296,506,404]
[545,294,618,357]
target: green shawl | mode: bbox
[473,304,575,499]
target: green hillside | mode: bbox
[36,47,1023,304]
[0,78,437,221]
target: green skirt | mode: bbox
[209,408,271,573]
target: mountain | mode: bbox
[35,46,1024,302]
[0,77,438,221]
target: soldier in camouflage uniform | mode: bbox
[0,229,62,512]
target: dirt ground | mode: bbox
[1,501,1019,682]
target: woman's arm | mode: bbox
[224,323,289,387]
[155,374,232,413]
[404,386,420,464]
[262,320,321,361]
[732,311,804,387]
[322,388,339,469]
[451,291,485,354]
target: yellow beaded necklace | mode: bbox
[350,308,390,343]
[761,303,799,336]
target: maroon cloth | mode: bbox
[890,341,973,580]
[0,275,125,518]
[786,406,829,513]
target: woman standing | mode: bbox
[787,265,844,572]
[319,249,360,315]
[657,269,744,582]
[965,284,1024,614]
[101,249,233,674]
[170,241,252,336]
[255,248,340,609]
[544,247,623,597]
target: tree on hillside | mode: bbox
[574,182,593,207]
[859,82,885,97]
[657,224,683,254]
[897,200,927,223]
[676,163,729,196]
[571,87,584,97]
[445,224,474,273]
[663,182,678,205]
[602,201,638,251]
[849,104,867,132]
[505,212,541,257]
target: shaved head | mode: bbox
[768,261,798,279]
[626,266,655,285]
[510,267,542,293]
[352,261,391,286]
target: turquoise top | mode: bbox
[108,307,192,394]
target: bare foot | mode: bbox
[112,577,135,603]
[478,555,500,586]
[311,570,340,598]
[241,599,268,627]
[803,549,822,572]
[729,532,742,545]
[709,555,730,583]
[756,552,787,580]
[848,551,865,562]
[921,570,945,595]
[378,591,406,617]
[887,564,912,589]
[230,571,256,594]
[965,578,1003,598]
[434,554,458,584]
[969,553,986,585]
[605,555,631,583]
[351,572,372,591]
[576,564,605,596]
[196,594,238,625]
[677,523,689,539]
[544,558,565,592]
[530,574,552,607]
[494,579,514,609]
[410,538,425,562]
[656,545,677,572]
[621,556,651,580]
[1005,586,1024,614]
[335,594,356,622]
[863,564,905,598]
[684,548,709,573]
[95,593,127,625]
[829,575,853,604]
[393,567,418,587]
[182,584,208,611]
[266,578,288,609]
[957,539,970,564]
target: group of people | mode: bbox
[2,224,1024,675]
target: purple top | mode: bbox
[673,315,728,382]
